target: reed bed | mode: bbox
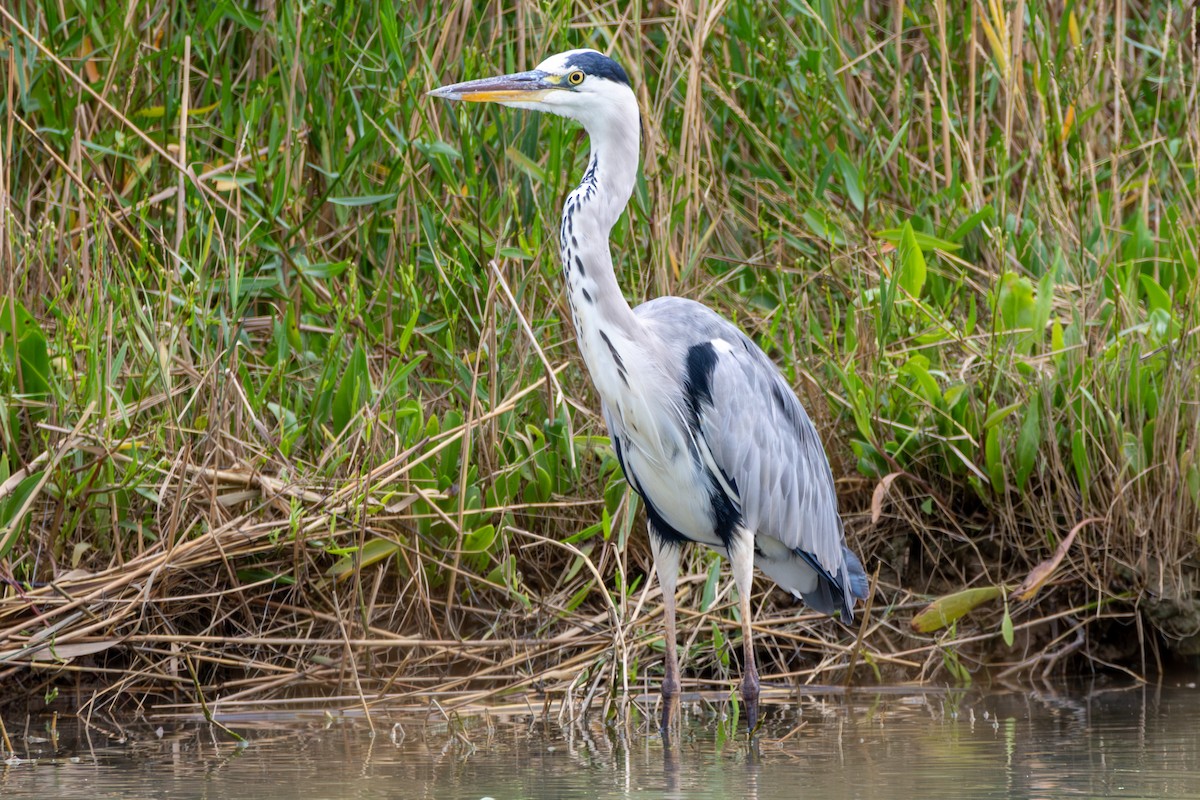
[1,0,1198,718]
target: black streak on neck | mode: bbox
[599,329,629,388]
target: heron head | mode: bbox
[429,49,636,128]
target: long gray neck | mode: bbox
[559,109,642,382]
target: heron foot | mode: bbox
[742,671,760,736]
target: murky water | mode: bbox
[3,682,1199,799]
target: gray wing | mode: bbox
[637,297,867,610]
[692,335,842,564]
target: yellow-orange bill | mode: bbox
[428,70,556,103]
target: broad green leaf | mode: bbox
[295,260,351,279]
[396,308,419,356]
[327,193,398,207]
[943,384,967,410]
[1033,269,1056,341]
[524,465,552,503]
[984,402,1022,430]
[997,271,1035,331]
[985,425,1004,492]
[947,204,995,242]
[1071,430,1090,490]
[0,298,40,340]
[1051,320,1065,353]
[80,140,135,159]
[700,558,721,612]
[0,471,44,559]
[851,387,873,441]
[1186,462,1200,506]
[439,409,465,481]
[896,220,927,298]
[462,524,496,553]
[880,120,910,165]
[378,0,401,60]
[326,537,401,580]
[802,207,848,246]
[417,140,461,160]
[284,303,302,351]
[900,355,941,404]
[15,324,51,398]
[842,303,858,352]
[214,2,263,30]
[1015,396,1041,491]
[332,343,371,434]
[565,582,591,612]
[1138,274,1171,314]
[835,149,864,213]
[911,586,1003,632]
[0,300,51,398]
[236,568,296,585]
[876,225,962,253]
[560,537,593,574]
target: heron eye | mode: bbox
[567,70,585,86]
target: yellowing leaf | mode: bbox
[81,36,100,83]
[978,13,1009,81]
[1061,103,1076,142]
[134,102,218,120]
[911,586,1003,633]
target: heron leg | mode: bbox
[651,535,681,735]
[729,529,759,735]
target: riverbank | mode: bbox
[2,1,1197,714]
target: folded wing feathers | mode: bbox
[701,335,856,598]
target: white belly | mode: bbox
[614,408,723,548]
[579,322,723,548]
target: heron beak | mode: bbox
[428,69,558,104]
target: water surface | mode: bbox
[3,682,1198,799]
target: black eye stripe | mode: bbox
[562,51,631,86]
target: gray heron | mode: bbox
[431,49,868,734]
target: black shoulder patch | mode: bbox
[683,342,719,421]
[567,51,631,86]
